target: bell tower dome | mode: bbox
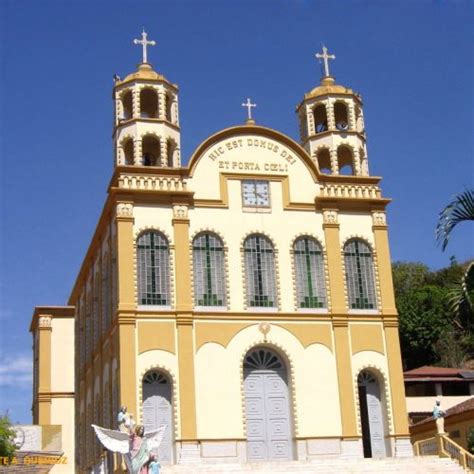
[297,46,369,176]
[113,29,181,168]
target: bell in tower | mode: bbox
[113,29,181,168]
[297,46,369,176]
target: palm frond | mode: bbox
[436,189,474,251]
[447,261,474,330]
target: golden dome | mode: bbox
[304,76,355,99]
[117,63,177,89]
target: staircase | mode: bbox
[162,457,466,473]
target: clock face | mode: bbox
[242,180,270,207]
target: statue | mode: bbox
[433,399,445,433]
[92,423,166,474]
[117,406,135,433]
[149,454,161,474]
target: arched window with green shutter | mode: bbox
[293,237,327,308]
[137,231,170,305]
[193,233,226,306]
[344,239,376,309]
[244,235,277,308]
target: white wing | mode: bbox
[144,425,166,452]
[91,424,130,454]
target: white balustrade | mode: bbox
[117,174,188,192]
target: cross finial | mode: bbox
[315,45,336,78]
[133,28,156,64]
[241,98,257,122]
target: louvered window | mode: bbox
[244,235,277,308]
[294,237,327,308]
[193,233,226,306]
[344,239,376,309]
[137,231,170,305]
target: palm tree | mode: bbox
[436,188,474,251]
[436,188,474,366]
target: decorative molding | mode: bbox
[38,315,52,328]
[372,211,387,226]
[323,209,338,225]
[173,204,188,219]
[116,202,133,218]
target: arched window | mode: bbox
[140,88,158,118]
[244,235,277,308]
[313,104,328,133]
[193,233,226,306]
[344,239,376,309]
[334,102,349,130]
[137,231,170,305]
[317,148,331,174]
[122,138,134,165]
[121,90,133,120]
[337,145,354,175]
[293,237,327,308]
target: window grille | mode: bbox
[244,235,277,307]
[294,237,327,308]
[137,231,170,305]
[344,239,376,309]
[193,233,226,306]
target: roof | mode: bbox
[404,365,474,380]
[116,63,177,90]
[302,76,359,101]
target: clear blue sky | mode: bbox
[0,1,472,423]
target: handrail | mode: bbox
[439,434,474,472]
[414,434,474,472]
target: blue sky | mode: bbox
[0,1,473,423]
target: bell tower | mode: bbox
[297,46,369,176]
[113,29,181,168]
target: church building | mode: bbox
[31,32,412,473]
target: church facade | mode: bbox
[31,35,412,473]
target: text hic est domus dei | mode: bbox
[206,136,297,173]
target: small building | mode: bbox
[404,366,474,425]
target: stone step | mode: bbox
[161,457,466,473]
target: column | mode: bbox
[115,202,137,417]
[132,87,140,119]
[353,148,361,176]
[323,210,359,453]
[133,138,142,166]
[160,137,168,167]
[158,89,166,120]
[330,149,339,175]
[326,99,336,130]
[172,203,198,456]
[37,314,52,425]
[348,102,356,130]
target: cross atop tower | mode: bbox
[242,98,257,122]
[315,45,336,78]
[133,28,156,64]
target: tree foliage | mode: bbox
[393,260,473,370]
[0,414,16,458]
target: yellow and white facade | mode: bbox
[32,40,412,472]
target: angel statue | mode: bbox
[92,423,166,474]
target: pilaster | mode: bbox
[323,210,358,438]
[172,204,197,440]
[37,314,52,425]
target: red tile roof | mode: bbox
[404,366,463,377]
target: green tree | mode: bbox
[397,285,451,369]
[0,414,17,458]
[392,261,430,298]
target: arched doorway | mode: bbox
[357,370,387,458]
[243,348,293,461]
[142,371,174,463]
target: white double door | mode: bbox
[244,368,293,461]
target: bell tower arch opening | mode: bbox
[316,148,331,174]
[334,101,349,131]
[313,104,328,134]
[142,135,161,166]
[337,145,354,175]
[140,88,159,118]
